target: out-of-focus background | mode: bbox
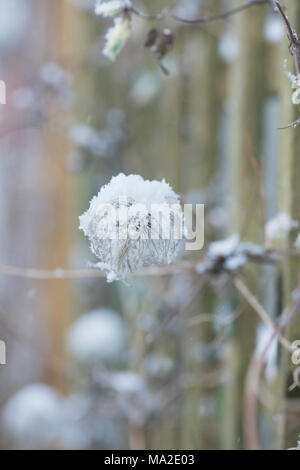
[0,0,300,450]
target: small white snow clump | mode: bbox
[208,233,240,260]
[95,0,131,17]
[207,234,247,271]
[66,309,126,364]
[265,213,299,247]
[264,15,285,44]
[79,173,183,282]
[95,1,132,61]
[2,384,62,447]
[218,32,239,64]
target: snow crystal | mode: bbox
[109,371,145,394]
[69,124,107,157]
[40,62,71,88]
[66,308,126,364]
[208,234,240,260]
[218,32,239,64]
[95,0,131,17]
[265,213,299,247]
[130,72,161,107]
[224,253,247,271]
[2,384,62,447]
[144,354,173,378]
[264,15,285,44]
[79,173,183,282]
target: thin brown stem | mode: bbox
[232,275,293,351]
[131,0,267,25]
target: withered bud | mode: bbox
[144,29,159,48]
[154,29,174,60]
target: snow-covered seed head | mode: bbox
[79,173,183,282]
[102,16,131,61]
[66,309,126,364]
[265,213,299,248]
[2,384,62,447]
[95,0,131,18]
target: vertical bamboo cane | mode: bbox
[39,0,79,390]
[227,0,266,449]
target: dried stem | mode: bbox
[131,0,267,25]
[232,275,293,352]
[270,1,300,78]
[170,0,267,25]
[0,245,300,280]
[243,281,300,449]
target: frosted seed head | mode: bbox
[79,173,183,282]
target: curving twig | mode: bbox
[232,275,293,352]
[243,280,300,449]
[170,0,267,25]
[131,0,267,25]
